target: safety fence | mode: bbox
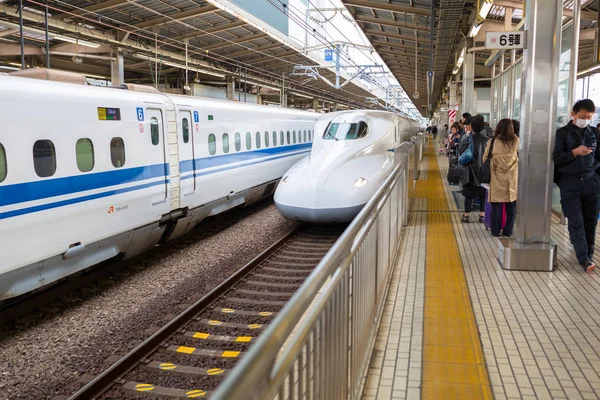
[211,135,423,400]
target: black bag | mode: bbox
[447,165,463,184]
[480,138,495,184]
[449,154,458,167]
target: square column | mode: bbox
[499,0,563,271]
[110,48,124,87]
[461,39,475,115]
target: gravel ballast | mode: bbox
[0,201,296,400]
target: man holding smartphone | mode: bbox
[553,99,600,273]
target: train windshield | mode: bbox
[323,121,368,140]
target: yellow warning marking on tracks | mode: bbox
[247,324,262,329]
[422,143,492,400]
[221,308,235,313]
[208,320,223,326]
[207,368,225,375]
[193,332,210,339]
[176,346,196,354]
[235,336,252,343]
[135,383,155,392]
[221,351,240,358]
[186,389,207,398]
[158,363,177,370]
[258,311,273,316]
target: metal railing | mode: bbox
[212,138,421,400]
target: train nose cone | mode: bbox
[274,189,363,223]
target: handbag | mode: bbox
[458,135,474,166]
[480,138,495,184]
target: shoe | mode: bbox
[581,259,596,273]
[479,215,485,223]
[461,215,470,223]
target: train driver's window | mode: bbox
[76,138,94,172]
[0,143,6,182]
[357,121,369,138]
[150,117,160,145]
[280,131,284,146]
[287,131,291,144]
[110,138,126,168]
[223,133,230,154]
[182,118,190,143]
[264,131,269,148]
[235,132,241,152]
[255,132,261,149]
[208,134,216,155]
[273,131,277,147]
[246,132,252,150]
[33,139,57,177]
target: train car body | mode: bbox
[0,73,318,300]
[274,110,419,223]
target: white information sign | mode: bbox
[485,31,526,50]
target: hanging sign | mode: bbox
[485,31,526,50]
[324,49,333,61]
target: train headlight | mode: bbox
[281,176,289,184]
[354,177,368,187]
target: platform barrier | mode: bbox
[212,152,411,400]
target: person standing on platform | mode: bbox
[553,99,600,273]
[483,119,519,237]
[462,113,472,124]
[459,115,488,223]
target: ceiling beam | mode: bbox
[492,0,597,21]
[363,28,430,43]
[55,0,128,19]
[353,15,430,32]
[343,0,432,17]
[225,43,280,58]
[134,4,217,30]
[174,20,247,41]
[204,32,268,52]
[372,40,430,51]
[0,29,18,38]
[0,42,42,56]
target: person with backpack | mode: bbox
[553,99,600,273]
[458,115,489,223]
[483,119,519,237]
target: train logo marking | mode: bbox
[136,107,144,121]
[107,206,114,214]
[195,123,199,132]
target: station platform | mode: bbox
[363,144,600,400]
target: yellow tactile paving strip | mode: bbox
[421,143,493,400]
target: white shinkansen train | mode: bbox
[0,70,318,301]
[274,110,420,223]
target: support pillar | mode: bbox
[449,78,458,125]
[311,98,319,110]
[110,48,124,87]
[226,76,235,100]
[461,39,475,116]
[499,0,563,271]
[332,103,338,112]
[280,87,287,107]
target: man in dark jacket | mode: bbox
[553,99,599,273]
[459,115,489,223]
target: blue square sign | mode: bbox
[136,107,144,121]
[324,49,333,61]
[193,111,199,123]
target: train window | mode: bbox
[110,137,126,168]
[287,131,291,144]
[182,118,190,143]
[150,117,160,146]
[308,130,312,141]
[280,131,284,146]
[235,132,241,152]
[323,121,368,140]
[293,130,297,144]
[246,132,252,150]
[0,143,6,182]
[255,132,261,149]
[304,130,307,142]
[33,139,57,177]
[208,134,216,155]
[273,131,277,147]
[264,131,269,148]
[76,138,94,172]
[223,133,230,154]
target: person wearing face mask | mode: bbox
[553,99,600,273]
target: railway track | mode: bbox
[67,225,344,400]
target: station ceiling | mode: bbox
[0,0,379,109]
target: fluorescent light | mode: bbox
[468,23,482,38]
[479,1,493,19]
[53,34,100,49]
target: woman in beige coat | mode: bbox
[483,119,519,237]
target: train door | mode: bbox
[146,108,168,204]
[179,110,196,196]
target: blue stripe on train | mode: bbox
[0,163,169,207]
[179,143,312,173]
[0,179,168,220]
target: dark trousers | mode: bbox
[465,196,485,213]
[490,201,517,237]
[560,179,600,263]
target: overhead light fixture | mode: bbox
[479,0,494,19]
[71,55,83,64]
[453,48,465,75]
[468,23,483,38]
[53,34,100,49]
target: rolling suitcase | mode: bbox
[484,193,506,231]
[447,164,463,185]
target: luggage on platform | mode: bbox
[483,192,506,231]
[447,164,463,185]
